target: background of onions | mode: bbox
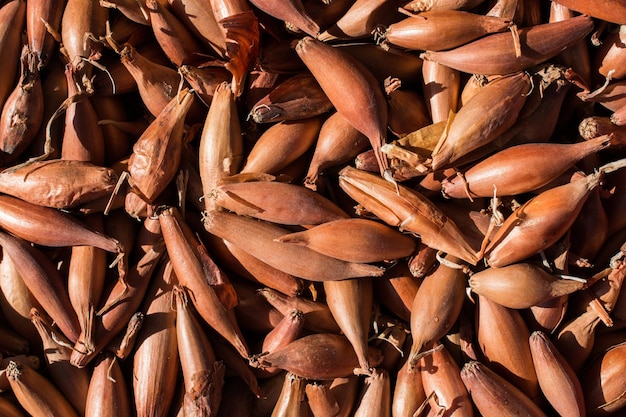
[0,0,624,416]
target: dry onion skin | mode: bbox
[1,1,626,416]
